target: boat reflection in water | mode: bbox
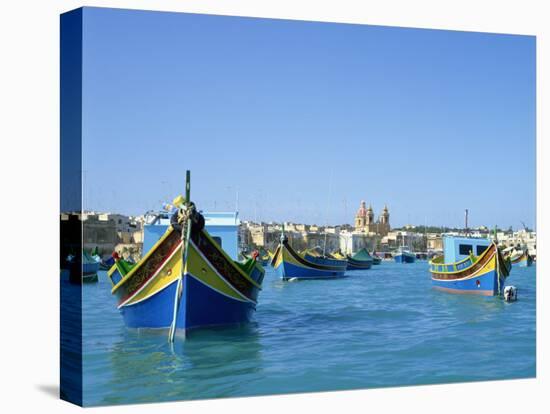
[100,325,263,404]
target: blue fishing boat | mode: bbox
[429,236,510,296]
[270,231,347,280]
[394,247,416,263]
[108,172,265,338]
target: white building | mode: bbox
[491,229,536,256]
[339,230,376,255]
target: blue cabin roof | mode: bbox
[443,236,490,264]
[143,211,240,260]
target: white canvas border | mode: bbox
[0,1,547,413]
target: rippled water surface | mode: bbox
[76,261,535,406]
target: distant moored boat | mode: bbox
[345,248,374,270]
[271,231,347,280]
[394,247,416,263]
[68,250,99,283]
[508,248,533,267]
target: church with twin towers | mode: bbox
[354,201,391,236]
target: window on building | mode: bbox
[459,244,473,255]
[476,245,488,256]
[212,237,222,248]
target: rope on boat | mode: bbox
[495,242,502,297]
[169,171,192,343]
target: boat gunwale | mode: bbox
[111,226,178,293]
[112,224,263,298]
[430,243,506,280]
[428,242,498,273]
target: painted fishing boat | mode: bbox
[305,246,336,259]
[429,236,510,296]
[259,248,270,266]
[509,249,533,267]
[68,250,99,283]
[91,246,113,270]
[270,233,347,280]
[330,250,346,260]
[394,247,416,263]
[242,250,270,266]
[346,248,373,270]
[107,172,265,336]
[244,248,270,266]
[260,255,270,266]
[100,255,115,270]
[371,252,382,265]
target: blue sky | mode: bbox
[81,7,536,229]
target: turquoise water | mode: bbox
[79,261,536,406]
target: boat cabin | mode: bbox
[443,236,490,263]
[143,210,240,260]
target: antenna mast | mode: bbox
[322,170,334,257]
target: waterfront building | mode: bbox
[339,230,377,255]
[427,234,444,251]
[381,230,425,250]
[491,229,536,257]
[61,212,143,260]
[302,231,340,252]
[249,222,268,247]
[241,221,281,250]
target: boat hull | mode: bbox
[430,243,509,296]
[271,242,347,280]
[394,253,415,263]
[346,258,372,270]
[511,253,533,267]
[110,225,263,332]
[118,274,256,330]
[346,248,374,270]
[432,268,501,296]
[69,260,99,284]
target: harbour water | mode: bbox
[77,261,535,406]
